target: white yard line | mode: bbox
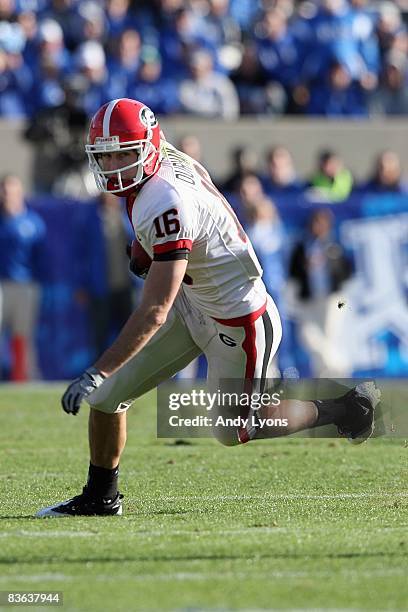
[124,568,408,581]
[0,530,98,538]
[0,568,405,585]
[0,561,406,584]
[0,574,70,583]
[1,525,405,539]
[154,491,408,502]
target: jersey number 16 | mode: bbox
[153,208,181,238]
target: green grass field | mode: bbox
[0,385,407,611]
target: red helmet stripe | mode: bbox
[103,98,121,137]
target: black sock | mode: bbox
[86,463,119,500]
[312,397,348,428]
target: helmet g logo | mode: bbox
[139,107,158,129]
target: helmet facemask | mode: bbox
[86,134,160,194]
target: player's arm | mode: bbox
[94,258,188,376]
[61,258,187,415]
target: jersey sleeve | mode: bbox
[136,188,198,262]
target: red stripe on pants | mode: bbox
[242,321,257,381]
[238,320,258,444]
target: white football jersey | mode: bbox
[128,142,267,319]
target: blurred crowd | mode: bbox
[0,0,408,120]
[216,142,408,200]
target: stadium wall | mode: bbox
[1,119,408,189]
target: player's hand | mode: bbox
[126,240,152,279]
[61,368,106,415]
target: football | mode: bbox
[128,240,152,279]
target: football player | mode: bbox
[37,99,380,517]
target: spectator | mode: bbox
[31,53,65,113]
[39,0,78,51]
[242,192,293,374]
[0,175,46,380]
[75,192,134,357]
[155,0,185,21]
[229,0,262,34]
[127,46,180,115]
[375,1,405,60]
[299,0,374,83]
[230,42,270,115]
[349,0,380,90]
[106,28,142,99]
[255,8,302,90]
[159,6,202,81]
[242,194,286,308]
[229,172,267,225]
[205,0,241,45]
[105,0,135,38]
[31,18,74,115]
[358,150,408,194]
[0,0,16,21]
[262,146,305,196]
[233,171,264,210]
[16,9,39,73]
[36,18,71,73]
[288,208,353,376]
[306,58,368,117]
[73,1,107,47]
[179,48,239,119]
[221,145,260,194]
[178,134,203,162]
[72,40,109,116]
[0,22,32,117]
[308,149,354,202]
[16,0,48,11]
[369,51,408,116]
[51,73,100,199]
[25,74,90,194]
[199,0,242,73]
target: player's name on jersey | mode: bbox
[166,146,195,185]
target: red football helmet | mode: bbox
[86,98,162,194]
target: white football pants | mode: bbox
[88,286,282,442]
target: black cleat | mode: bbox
[336,382,381,444]
[36,487,123,517]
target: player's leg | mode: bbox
[89,408,127,469]
[205,297,380,445]
[204,297,283,445]
[36,306,201,517]
[251,300,380,441]
[255,382,381,443]
[251,304,318,438]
